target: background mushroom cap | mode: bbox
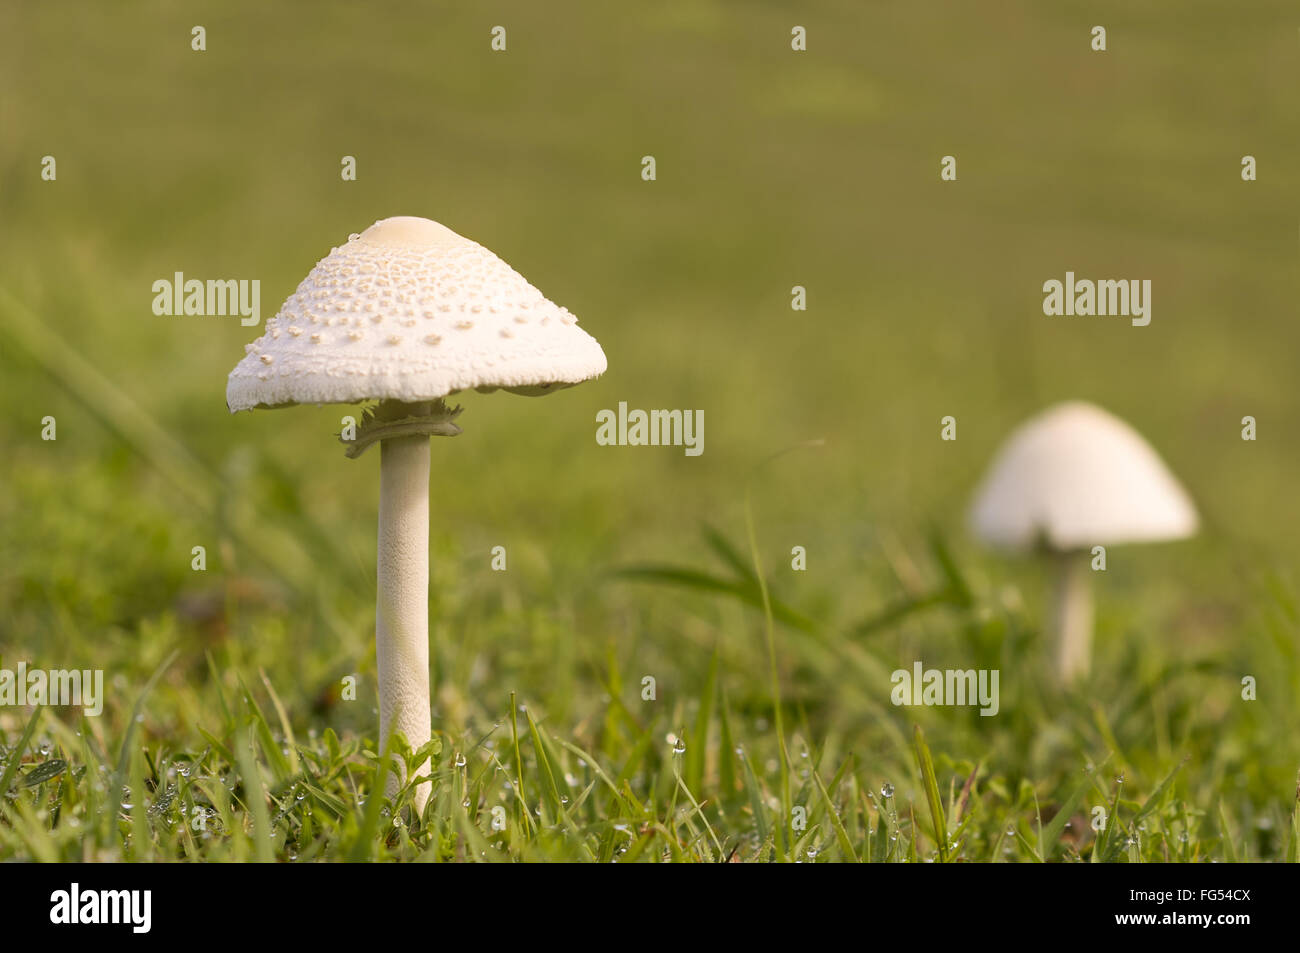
[226,216,607,411]
[969,401,1199,551]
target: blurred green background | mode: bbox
[1,1,1297,859]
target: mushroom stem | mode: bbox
[1051,551,1093,683]
[376,400,433,813]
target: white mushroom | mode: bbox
[227,216,607,813]
[969,401,1197,683]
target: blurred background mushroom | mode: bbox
[969,401,1199,683]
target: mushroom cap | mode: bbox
[969,401,1198,551]
[227,217,607,411]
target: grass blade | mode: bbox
[1041,756,1109,859]
[0,707,42,801]
[812,765,859,862]
[913,725,949,862]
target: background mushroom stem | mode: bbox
[1051,551,1094,683]
[375,400,433,813]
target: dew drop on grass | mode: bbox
[880,782,894,799]
[454,753,466,768]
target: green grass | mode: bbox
[1,1,1298,861]
[1,508,1297,861]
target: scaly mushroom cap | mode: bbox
[227,216,607,411]
[969,401,1198,550]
